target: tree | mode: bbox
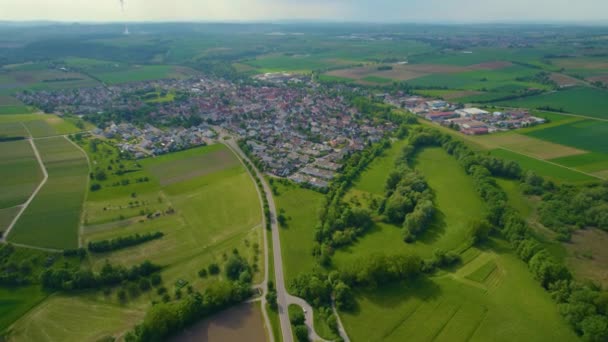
[467,219,492,245]
[294,325,309,342]
[581,315,608,342]
[208,263,220,275]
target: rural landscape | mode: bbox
[2,1,608,341]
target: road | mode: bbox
[1,137,48,243]
[222,136,333,342]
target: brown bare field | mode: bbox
[549,73,583,87]
[567,228,608,287]
[588,74,608,85]
[471,133,587,159]
[553,59,608,70]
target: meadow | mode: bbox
[334,147,486,266]
[93,65,193,84]
[0,113,83,139]
[8,137,88,249]
[0,140,43,209]
[497,87,608,119]
[340,243,577,342]
[273,182,324,285]
[0,286,49,333]
[489,149,596,183]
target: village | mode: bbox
[19,75,393,189]
[383,93,547,135]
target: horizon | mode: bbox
[2,0,608,24]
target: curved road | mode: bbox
[222,136,334,342]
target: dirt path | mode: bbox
[2,136,48,244]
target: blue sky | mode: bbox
[1,0,607,23]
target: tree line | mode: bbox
[88,232,164,253]
[404,126,608,341]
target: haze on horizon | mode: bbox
[1,0,607,24]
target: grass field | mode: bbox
[340,241,577,342]
[84,143,263,289]
[471,132,585,160]
[335,147,486,265]
[526,120,608,155]
[549,152,608,173]
[497,87,608,119]
[0,140,43,209]
[0,286,49,333]
[0,206,21,233]
[84,65,193,84]
[490,149,597,183]
[8,137,88,249]
[0,105,35,115]
[273,182,324,285]
[0,113,83,138]
[7,294,145,342]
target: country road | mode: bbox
[221,135,339,342]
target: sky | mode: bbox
[1,0,607,23]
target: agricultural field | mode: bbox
[525,120,608,155]
[0,286,49,333]
[93,65,194,85]
[0,140,43,209]
[0,63,99,94]
[340,243,577,342]
[7,294,145,342]
[334,147,486,266]
[489,149,597,183]
[7,137,88,249]
[273,181,324,285]
[83,143,264,288]
[497,87,608,119]
[0,113,85,139]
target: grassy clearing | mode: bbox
[354,139,409,196]
[273,182,324,286]
[497,87,608,119]
[0,140,43,209]
[8,137,88,249]
[526,120,608,155]
[0,286,49,333]
[566,229,608,288]
[490,149,596,183]
[335,148,486,265]
[340,241,577,342]
[7,294,145,342]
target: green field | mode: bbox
[549,152,608,173]
[497,87,608,119]
[0,286,49,333]
[0,113,83,138]
[361,76,393,84]
[340,244,577,342]
[0,140,43,209]
[335,147,486,265]
[274,182,324,285]
[0,105,35,115]
[94,65,191,84]
[354,139,409,196]
[7,294,145,342]
[8,137,88,249]
[84,143,263,289]
[526,120,608,155]
[490,149,597,183]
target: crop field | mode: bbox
[409,47,552,66]
[549,152,608,173]
[497,87,608,119]
[335,147,486,265]
[144,144,239,186]
[273,182,324,285]
[490,149,596,183]
[0,64,99,94]
[0,140,43,209]
[0,113,83,138]
[340,242,577,342]
[0,206,20,232]
[83,143,263,288]
[92,65,193,84]
[0,105,35,115]
[471,132,585,160]
[7,294,145,342]
[8,137,88,249]
[526,120,608,155]
[0,286,48,333]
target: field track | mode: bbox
[1,137,48,243]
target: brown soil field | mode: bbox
[549,73,583,87]
[567,228,608,288]
[588,74,608,85]
[171,303,267,342]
